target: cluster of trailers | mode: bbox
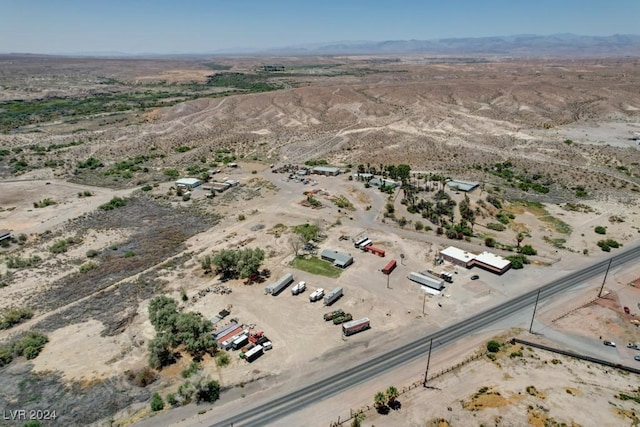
[264,273,344,306]
[212,321,272,363]
[324,310,370,335]
[353,236,386,257]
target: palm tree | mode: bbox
[386,385,399,407]
[374,391,387,412]
[516,232,524,250]
[350,411,365,427]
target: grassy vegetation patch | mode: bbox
[0,331,48,366]
[32,196,218,333]
[331,195,355,211]
[0,307,34,330]
[290,256,342,278]
[510,201,571,234]
[206,72,276,92]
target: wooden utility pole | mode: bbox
[598,258,613,298]
[423,338,433,387]
[529,289,541,334]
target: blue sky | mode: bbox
[0,0,638,54]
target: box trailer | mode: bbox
[342,317,370,336]
[323,287,343,306]
[219,329,247,350]
[408,272,444,291]
[245,345,264,362]
[265,273,294,296]
[309,288,325,302]
[382,259,397,275]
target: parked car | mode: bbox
[470,275,479,280]
[627,343,640,350]
[603,341,616,347]
[634,355,640,362]
[262,341,273,351]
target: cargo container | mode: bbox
[291,281,306,295]
[365,245,385,257]
[408,272,444,291]
[309,288,325,302]
[219,329,248,350]
[245,345,264,362]
[323,287,343,306]
[265,273,294,296]
[382,259,397,275]
[342,317,370,336]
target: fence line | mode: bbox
[331,352,483,426]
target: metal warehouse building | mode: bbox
[311,166,341,176]
[320,249,354,269]
[175,178,202,190]
[446,179,479,192]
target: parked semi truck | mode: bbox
[342,317,370,336]
[244,344,264,362]
[309,288,325,302]
[291,281,306,295]
[323,287,343,306]
[408,271,444,291]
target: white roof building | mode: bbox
[440,246,476,268]
[175,178,202,189]
[474,252,511,275]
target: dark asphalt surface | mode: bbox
[209,243,640,427]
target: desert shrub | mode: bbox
[594,226,607,235]
[0,307,34,329]
[486,195,502,209]
[519,245,537,256]
[505,254,529,269]
[238,214,245,221]
[484,237,496,248]
[76,157,103,169]
[216,352,230,367]
[496,211,515,224]
[487,340,501,353]
[124,250,135,258]
[486,222,506,231]
[99,196,128,211]
[181,360,202,379]
[150,393,164,411]
[163,169,180,178]
[10,331,48,359]
[510,350,523,358]
[49,239,69,254]
[79,262,98,273]
[33,198,56,208]
[166,393,179,407]
[6,255,41,269]
[125,367,158,387]
[182,193,191,201]
[86,249,100,258]
[415,221,424,231]
[174,145,192,153]
[0,346,13,367]
[141,184,153,191]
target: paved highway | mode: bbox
[209,243,640,427]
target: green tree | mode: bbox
[350,411,365,427]
[484,237,496,248]
[150,393,164,411]
[516,232,525,249]
[147,335,174,369]
[374,391,388,413]
[212,249,240,278]
[148,296,178,331]
[386,385,399,407]
[487,340,500,353]
[519,245,537,256]
[237,247,265,278]
[195,378,221,403]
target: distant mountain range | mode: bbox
[263,34,640,56]
[4,34,640,57]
